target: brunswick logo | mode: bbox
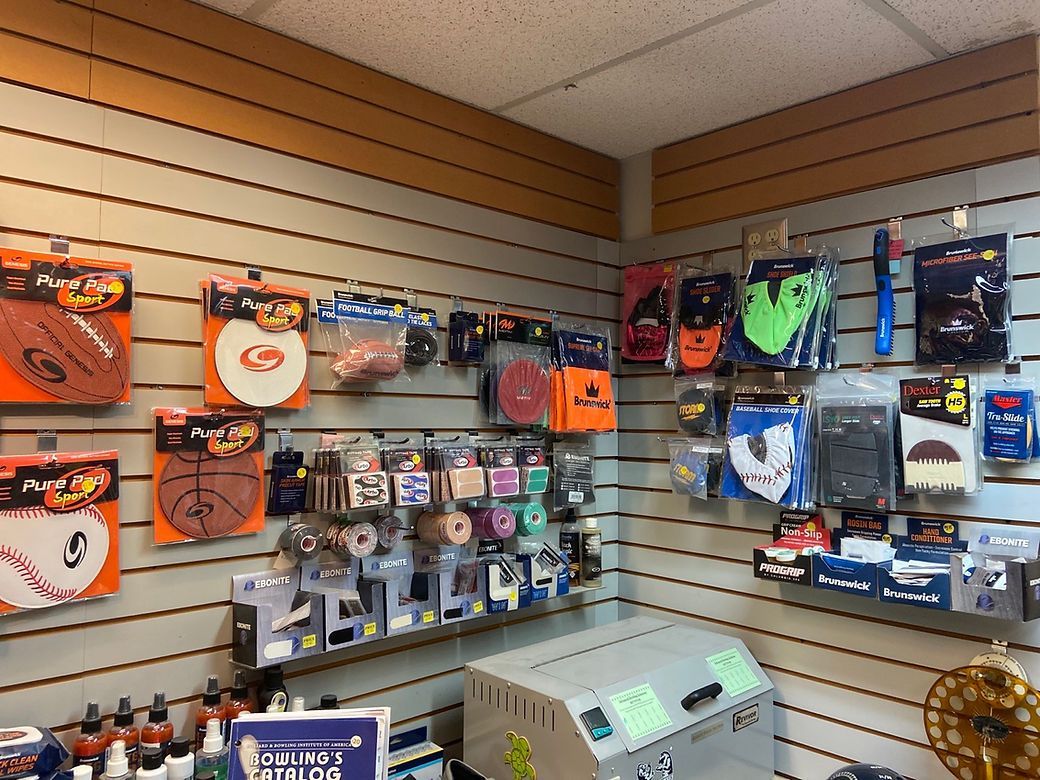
[585,381,600,399]
[695,333,706,344]
[575,379,611,410]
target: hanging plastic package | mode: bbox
[622,261,674,364]
[899,374,981,495]
[674,373,722,436]
[550,319,615,432]
[666,439,710,500]
[669,266,734,376]
[981,373,1036,464]
[316,292,409,387]
[795,246,840,370]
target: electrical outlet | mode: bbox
[742,218,788,270]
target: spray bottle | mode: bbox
[195,677,225,752]
[140,692,173,756]
[108,696,140,770]
[72,702,108,778]
[101,740,132,780]
[195,719,228,780]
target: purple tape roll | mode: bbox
[467,506,516,540]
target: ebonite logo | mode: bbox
[240,344,285,373]
[575,381,611,409]
[979,534,1030,548]
[245,575,293,590]
[373,558,408,570]
[313,567,351,579]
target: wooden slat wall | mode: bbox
[0,0,619,239]
[619,156,1040,778]
[651,36,1040,235]
[0,80,621,752]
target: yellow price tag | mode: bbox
[474,601,484,613]
[508,592,517,601]
[423,610,435,623]
[296,467,307,478]
[364,622,377,636]
[302,634,317,649]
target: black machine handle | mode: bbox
[682,682,723,711]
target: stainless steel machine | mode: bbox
[463,617,774,780]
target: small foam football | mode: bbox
[0,298,129,403]
[331,339,404,382]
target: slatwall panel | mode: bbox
[0,0,619,238]
[619,156,1040,778]
[650,36,1040,235]
[0,80,621,752]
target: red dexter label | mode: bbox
[240,344,285,373]
[56,273,126,311]
[43,466,110,510]
[256,298,304,332]
[207,421,260,456]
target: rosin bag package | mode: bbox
[550,318,616,432]
[981,374,1038,464]
[152,408,265,544]
[666,439,711,500]
[553,438,595,510]
[0,248,132,404]
[899,375,981,495]
[912,227,1013,365]
[674,373,722,436]
[316,292,408,387]
[721,384,815,509]
[201,274,310,409]
[0,450,120,615]
[485,311,552,427]
[816,372,898,512]
[622,261,674,364]
[669,266,734,376]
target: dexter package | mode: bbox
[0,248,132,404]
[899,375,981,495]
[232,568,323,668]
[201,274,310,409]
[0,450,120,615]
[669,266,734,375]
[913,229,1013,365]
[622,261,673,364]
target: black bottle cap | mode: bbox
[113,695,134,727]
[149,692,168,723]
[202,675,221,706]
[231,670,249,699]
[168,737,191,759]
[141,750,164,771]
[82,701,102,734]
[319,694,338,709]
[263,667,284,686]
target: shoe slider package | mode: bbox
[722,384,815,509]
[622,261,673,364]
[550,318,616,432]
[981,374,1038,464]
[796,246,840,370]
[816,372,898,512]
[669,266,734,376]
[913,228,1013,365]
[899,374,981,495]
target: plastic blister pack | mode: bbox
[668,263,734,376]
[485,311,552,427]
[899,374,981,495]
[622,261,674,364]
[316,292,408,387]
[429,435,485,502]
[550,318,615,432]
[816,372,898,512]
[666,439,711,499]
[981,373,1038,464]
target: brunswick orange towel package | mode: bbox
[550,320,616,432]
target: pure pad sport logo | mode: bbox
[253,298,304,332]
[22,466,112,511]
[53,273,126,312]
[203,421,260,457]
[239,344,285,373]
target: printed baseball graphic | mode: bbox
[0,505,109,608]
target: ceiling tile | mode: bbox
[886,0,1040,51]
[250,0,749,109]
[501,0,934,157]
[194,0,257,14]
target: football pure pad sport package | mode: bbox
[669,267,734,376]
[0,450,120,614]
[0,248,132,404]
[622,261,673,364]
[153,407,265,544]
[201,274,310,409]
[550,319,615,432]
[899,375,981,495]
[913,229,1013,365]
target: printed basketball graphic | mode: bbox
[158,451,261,538]
[0,505,109,608]
[0,298,128,403]
[214,318,307,407]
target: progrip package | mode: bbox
[0,450,120,614]
[153,408,265,544]
[201,274,310,409]
[0,248,133,404]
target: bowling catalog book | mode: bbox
[229,708,391,780]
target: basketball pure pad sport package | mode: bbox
[153,407,265,544]
[722,385,814,509]
[669,266,734,376]
[622,261,673,364]
[201,274,310,409]
[899,375,981,495]
[0,248,132,404]
[317,292,408,387]
[0,450,120,614]
[913,229,1013,365]
[550,319,615,432]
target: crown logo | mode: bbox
[695,333,706,344]
[585,381,600,398]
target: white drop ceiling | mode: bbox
[194,0,1040,158]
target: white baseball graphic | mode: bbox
[728,422,795,503]
[215,318,307,407]
[0,505,109,608]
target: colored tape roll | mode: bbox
[326,521,377,558]
[374,513,404,550]
[466,506,516,540]
[505,502,547,536]
[417,511,472,545]
[278,522,323,560]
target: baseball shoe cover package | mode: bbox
[152,407,265,544]
[912,227,1013,365]
[550,318,616,432]
[721,384,815,509]
[316,292,408,387]
[668,265,734,376]
[898,375,981,495]
[0,248,133,404]
[201,273,310,409]
[622,261,673,364]
[0,450,120,614]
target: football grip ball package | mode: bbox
[317,292,409,387]
[622,261,673,364]
[0,248,133,404]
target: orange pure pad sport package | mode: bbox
[0,450,120,614]
[0,248,133,404]
[153,407,266,545]
[201,274,310,409]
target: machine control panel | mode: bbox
[580,707,614,741]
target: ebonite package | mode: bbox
[0,248,133,404]
[153,407,265,544]
[0,450,120,614]
[550,319,615,432]
[913,230,1013,364]
[982,376,1037,463]
[816,372,898,512]
[669,267,733,376]
[231,567,323,667]
[722,385,814,509]
[899,375,980,495]
[951,524,1040,620]
[317,292,408,387]
[201,274,310,409]
[621,261,673,364]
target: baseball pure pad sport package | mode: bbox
[0,450,120,614]
[899,375,981,495]
[201,274,310,409]
[0,248,132,404]
[153,407,265,544]
[622,261,673,364]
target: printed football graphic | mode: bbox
[214,318,308,407]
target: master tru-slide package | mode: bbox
[981,373,1038,464]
